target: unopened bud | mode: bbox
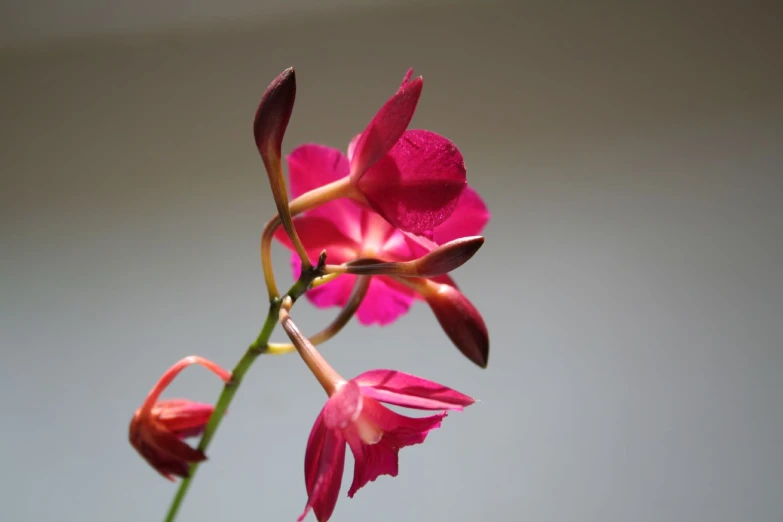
[327,236,484,278]
[424,283,489,368]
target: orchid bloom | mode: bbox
[277,145,489,323]
[300,369,474,521]
[129,356,232,480]
[275,305,475,522]
[275,141,491,365]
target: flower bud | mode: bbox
[332,236,484,278]
[130,399,214,480]
[254,68,311,266]
[254,67,296,177]
[424,283,489,368]
[128,356,231,480]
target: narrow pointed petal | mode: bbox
[425,284,489,368]
[145,422,207,464]
[400,68,414,86]
[355,130,467,233]
[361,399,446,443]
[275,216,360,262]
[344,431,399,498]
[288,144,349,198]
[408,236,484,276]
[155,399,214,438]
[254,68,300,239]
[286,144,364,245]
[354,370,475,411]
[133,438,190,480]
[350,75,423,178]
[300,412,346,522]
[356,276,415,326]
[253,68,296,162]
[432,186,491,244]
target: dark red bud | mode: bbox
[338,236,483,277]
[425,284,489,368]
[253,67,296,161]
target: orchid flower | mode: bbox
[278,303,474,522]
[131,67,489,522]
[275,143,491,365]
[129,356,232,480]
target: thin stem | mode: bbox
[265,156,313,273]
[140,357,232,416]
[260,176,355,301]
[164,270,321,522]
[267,275,370,354]
[279,301,345,396]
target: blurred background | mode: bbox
[1,1,782,521]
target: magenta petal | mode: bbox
[400,68,414,86]
[353,370,475,411]
[287,144,363,241]
[356,130,467,234]
[344,431,399,498]
[156,400,214,438]
[288,144,350,198]
[350,75,423,178]
[323,381,363,430]
[275,215,360,262]
[362,399,446,445]
[346,133,361,163]
[432,186,491,244]
[300,411,346,522]
[356,276,415,326]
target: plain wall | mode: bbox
[1,1,782,521]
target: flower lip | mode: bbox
[323,381,363,430]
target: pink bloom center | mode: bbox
[324,381,384,445]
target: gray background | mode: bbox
[1,1,782,521]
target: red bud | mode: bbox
[424,284,489,368]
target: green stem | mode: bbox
[163,265,322,522]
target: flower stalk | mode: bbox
[260,176,356,299]
[267,275,370,355]
[140,66,491,522]
[164,268,324,522]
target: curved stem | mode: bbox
[267,275,370,355]
[260,176,355,301]
[140,356,231,417]
[163,272,320,522]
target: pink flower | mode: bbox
[276,144,490,327]
[129,356,232,480]
[130,399,215,480]
[347,70,468,233]
[299,369,474,522]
